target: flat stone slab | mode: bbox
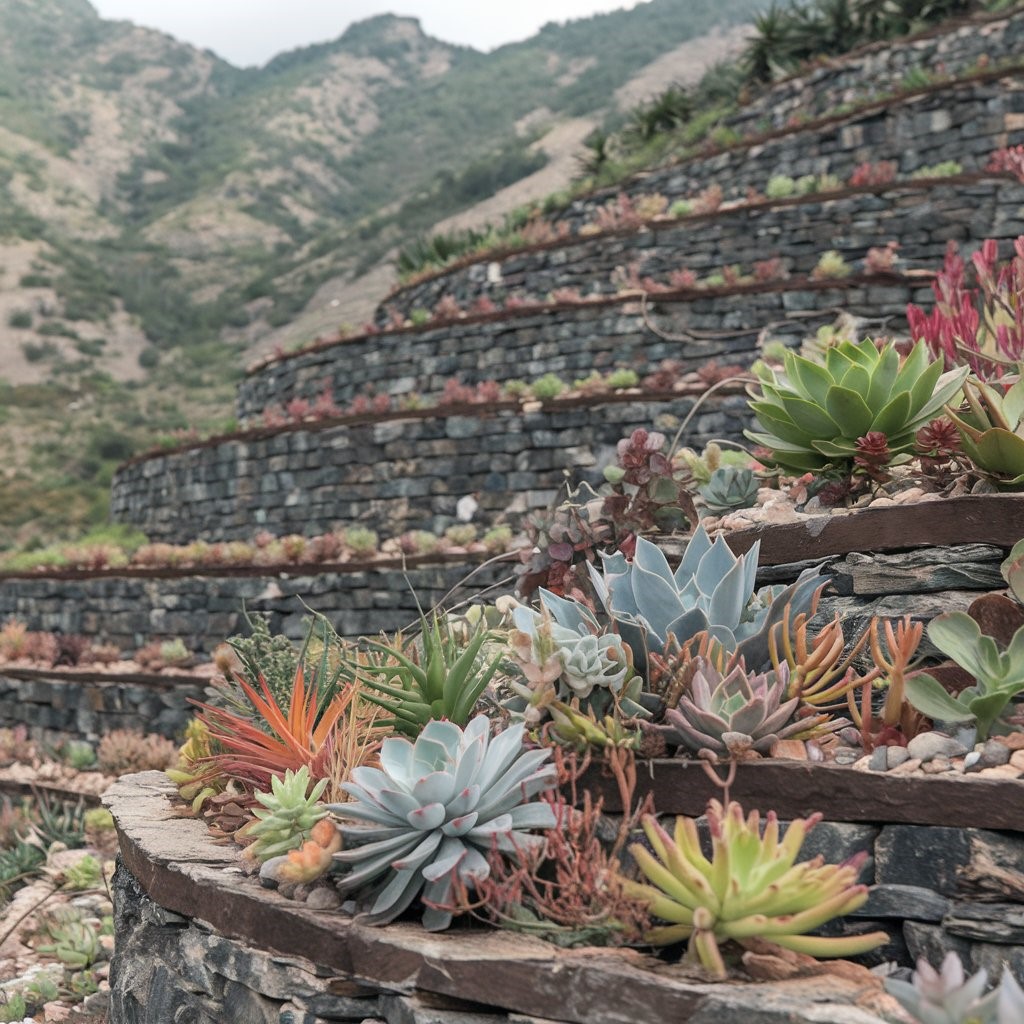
[105,773,900,1024]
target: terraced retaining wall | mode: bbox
[379,177,1022,321]
[540,73,1024,237]
[107,771,1024,1024]
[0,537,1007,746]
[0,670,207,744]
[110,393,753,542]
[240,276,929,422]
[725,6,1024,134]
[0,560,510,656]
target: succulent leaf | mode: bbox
[746,338,968,473]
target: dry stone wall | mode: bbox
[106,773,1024,1024]
[109,394,753,543]
[0,562,510,655]
[379,177,1024,322]
[533,74,1024,238]
[725,7,1024,134]
[238,278,929,422]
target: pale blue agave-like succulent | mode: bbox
[580,526,822,676]
[330,715,557,930]
[885,952,1024,1024]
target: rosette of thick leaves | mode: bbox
[583,526,822,677]
[745,338,968,474]
[330,716,557,930]
[512,602,630,700]
[658,659,838,757]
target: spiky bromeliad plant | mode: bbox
[330,715,558,930]
[621,801,886,979]
[585,525,823,679]
[745,338,968,474]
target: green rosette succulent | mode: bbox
[698,467,759,517]
[746,338,968,473]
[243,765,328,863]
[622,800,886,978]
[330,715,557,930]
[946,375,1024,487]
[658,659,839,758]
[584,526,823,677]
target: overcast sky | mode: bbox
[89,1,639,67]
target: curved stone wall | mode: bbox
[0,670,207,744]
[106,771,1024,1024]
[534,72,1024,238]
[725,6,1024,135]
[0,559,510,654]
[110,393,753,543]
[378,177,1023,322]
[239,276,930,422]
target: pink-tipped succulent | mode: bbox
[622,800,886,978]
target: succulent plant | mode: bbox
[97,729,177,775]
[330,716,557,930]
[353,615,502,737]
[586,526,823,678]
[259,818,340,886]
[509,598,646,724]
[242,765,329,863]
[945,375,1024,486]
[698,467,759,516]
[746,338,968,474]
[657,659,839,758]
[905,612,1024,740]
[884,952,1024,1024]
[621,800,886,978]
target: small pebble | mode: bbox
[889,758,924,775]
[868,747,888,772]
[306,886,342,911]
[886,746,911,770]
[834,748,860,765]
[921,757,952,775]
[907,732,969,763]
[963,750,982,772]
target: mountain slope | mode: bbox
[0,0,765,547]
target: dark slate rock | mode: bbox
[854,885,950,923]
[875,826,971,895]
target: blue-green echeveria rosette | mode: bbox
[330,715,557,930]
[586,526,823,675]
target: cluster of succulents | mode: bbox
[96,730,178,776]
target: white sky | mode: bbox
[89,1,640,67]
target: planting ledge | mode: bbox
[106,772,1024,1024]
